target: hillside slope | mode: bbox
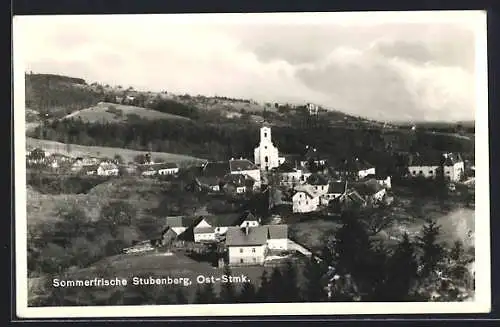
[63,102,190,123]
[26,137,205,165]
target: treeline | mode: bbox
[29,117,474,169]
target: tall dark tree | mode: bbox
[282,260,301,302]
[194,283,218,304]
[256,270,271,302]
[219,265,237,303]
[417,220,445,279]
[302,257,328,302]
[381,233,418,301]
[238,282,257,303]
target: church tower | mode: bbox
[254,125,280,171]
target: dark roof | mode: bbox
[225,225,288,246]
[365,172,390,180]
[81,164,99,172]
[195,226,216,234]
[225,226,268,246]
[302,146,320,160]
[267,224,288,239]
[328,181,347,194]
[155,162,179,170]
[136,164,156,173]
[202,161,230,178]
[345,190,367,204]
[197,176,223,186]
[334,158,374,172]
[275,162,296,173]
[165,216,193,228]
[239,211,259,224]
[229,159,257,172]
[196,213,241,228]
[224,173,249,187]
[352,179,385,196]
[306,173,329,185]
[410,152,463,167]
[281,154,302,164]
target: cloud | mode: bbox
[15,13,482,122]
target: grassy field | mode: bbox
[26,137,205,166]
[63,102,190,123]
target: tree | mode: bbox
[282,260,301,302]
[256,270,271,302]
[238,281,257,303]
[417,220,445,279]
[381,233,419,301]
[219,265,237,303]
[100,200,136,229]
[194,283,218,304]
[302,257,328,302]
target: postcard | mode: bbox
[13,10,490,318]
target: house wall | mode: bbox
[378,176,392,189]
[267,238,288,250]
[320,192,343,205]
[309,184,329,197]
[373,189,386,202]
[408,165,439,179]
[292,192,320,213]
[158,168,179,175]
[236,186,246,194]
[228,244,266,265]
[194,232,216,242]
[279,171,303,187]
[214,226,229,235]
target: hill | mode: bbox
[26,137,205,166]
[25,73,104,118]
[62,102,190,123]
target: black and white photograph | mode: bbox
[14,11,490,318]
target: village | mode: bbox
[26,122,475,271]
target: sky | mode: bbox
[14,11,486,122]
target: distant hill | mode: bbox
[25,73,104,118]
[62,102,190,123]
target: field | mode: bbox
[26,137,205,166]
[62,102,190,123]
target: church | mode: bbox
[254,125,284,171]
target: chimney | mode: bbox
[245,225,249,236]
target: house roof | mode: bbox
[410,152,463,167]
[239,211,259,224]
[352,179,385,196]
[275,162,297,173]
[202,161,230,178]
[328,181,347,194]
[81,164,99,172]
[195,227,216,234]
[155,162,179,170]
[306,173,329,185]
[197,176,223,186]
[345,190,367,205]
[165,216,193,228]
[224,173,250,187]
[229,159,257,172]
[225,226,268,246]
[334,158,374,172]
[267,224,288,239]
[365,172,390,180]
[197,213,241,228]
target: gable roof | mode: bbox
[155,162,179,170]
[306,173,329,185]
[238,211,259,224]
[202,161,230,178]
[328,181,347,194]
[275,162,297,173]
[410,152,463,167]
[334,158,374,172]
[225,226,268,246]
[267,224,288,239]
[229,159,257,172]
[197,213,241,228]
[165,216,193,228]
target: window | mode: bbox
[419,170,423,174]
[240,259,244,263]
[265,146,267,149]
[446,171,450,174]
[265,156,269,163]
[412,171,416,175]
[239,248,243,253]
[253,258,257,263]
[264,133,267,138]
[306,201,309,205]
[252,248,256,253]
[429,170,433,174]
[315,186,318,190]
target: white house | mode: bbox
[266,224,288,250]
[306,103,319,115]
[254,126,280,171]
[408,152,464,182]
[229,158,261,188]
[276,163,305,188]
[365,173,392,189]
[193,214,241,243]
[165,216,193,236]
[320,181,347,206]
[239,212,260,228]
[305,174,330,196]
[157,162,180,175]
[292,185,321,213]
[97,162,119,176]
[225,224,289,265]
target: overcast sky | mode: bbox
[15,11,486,122]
